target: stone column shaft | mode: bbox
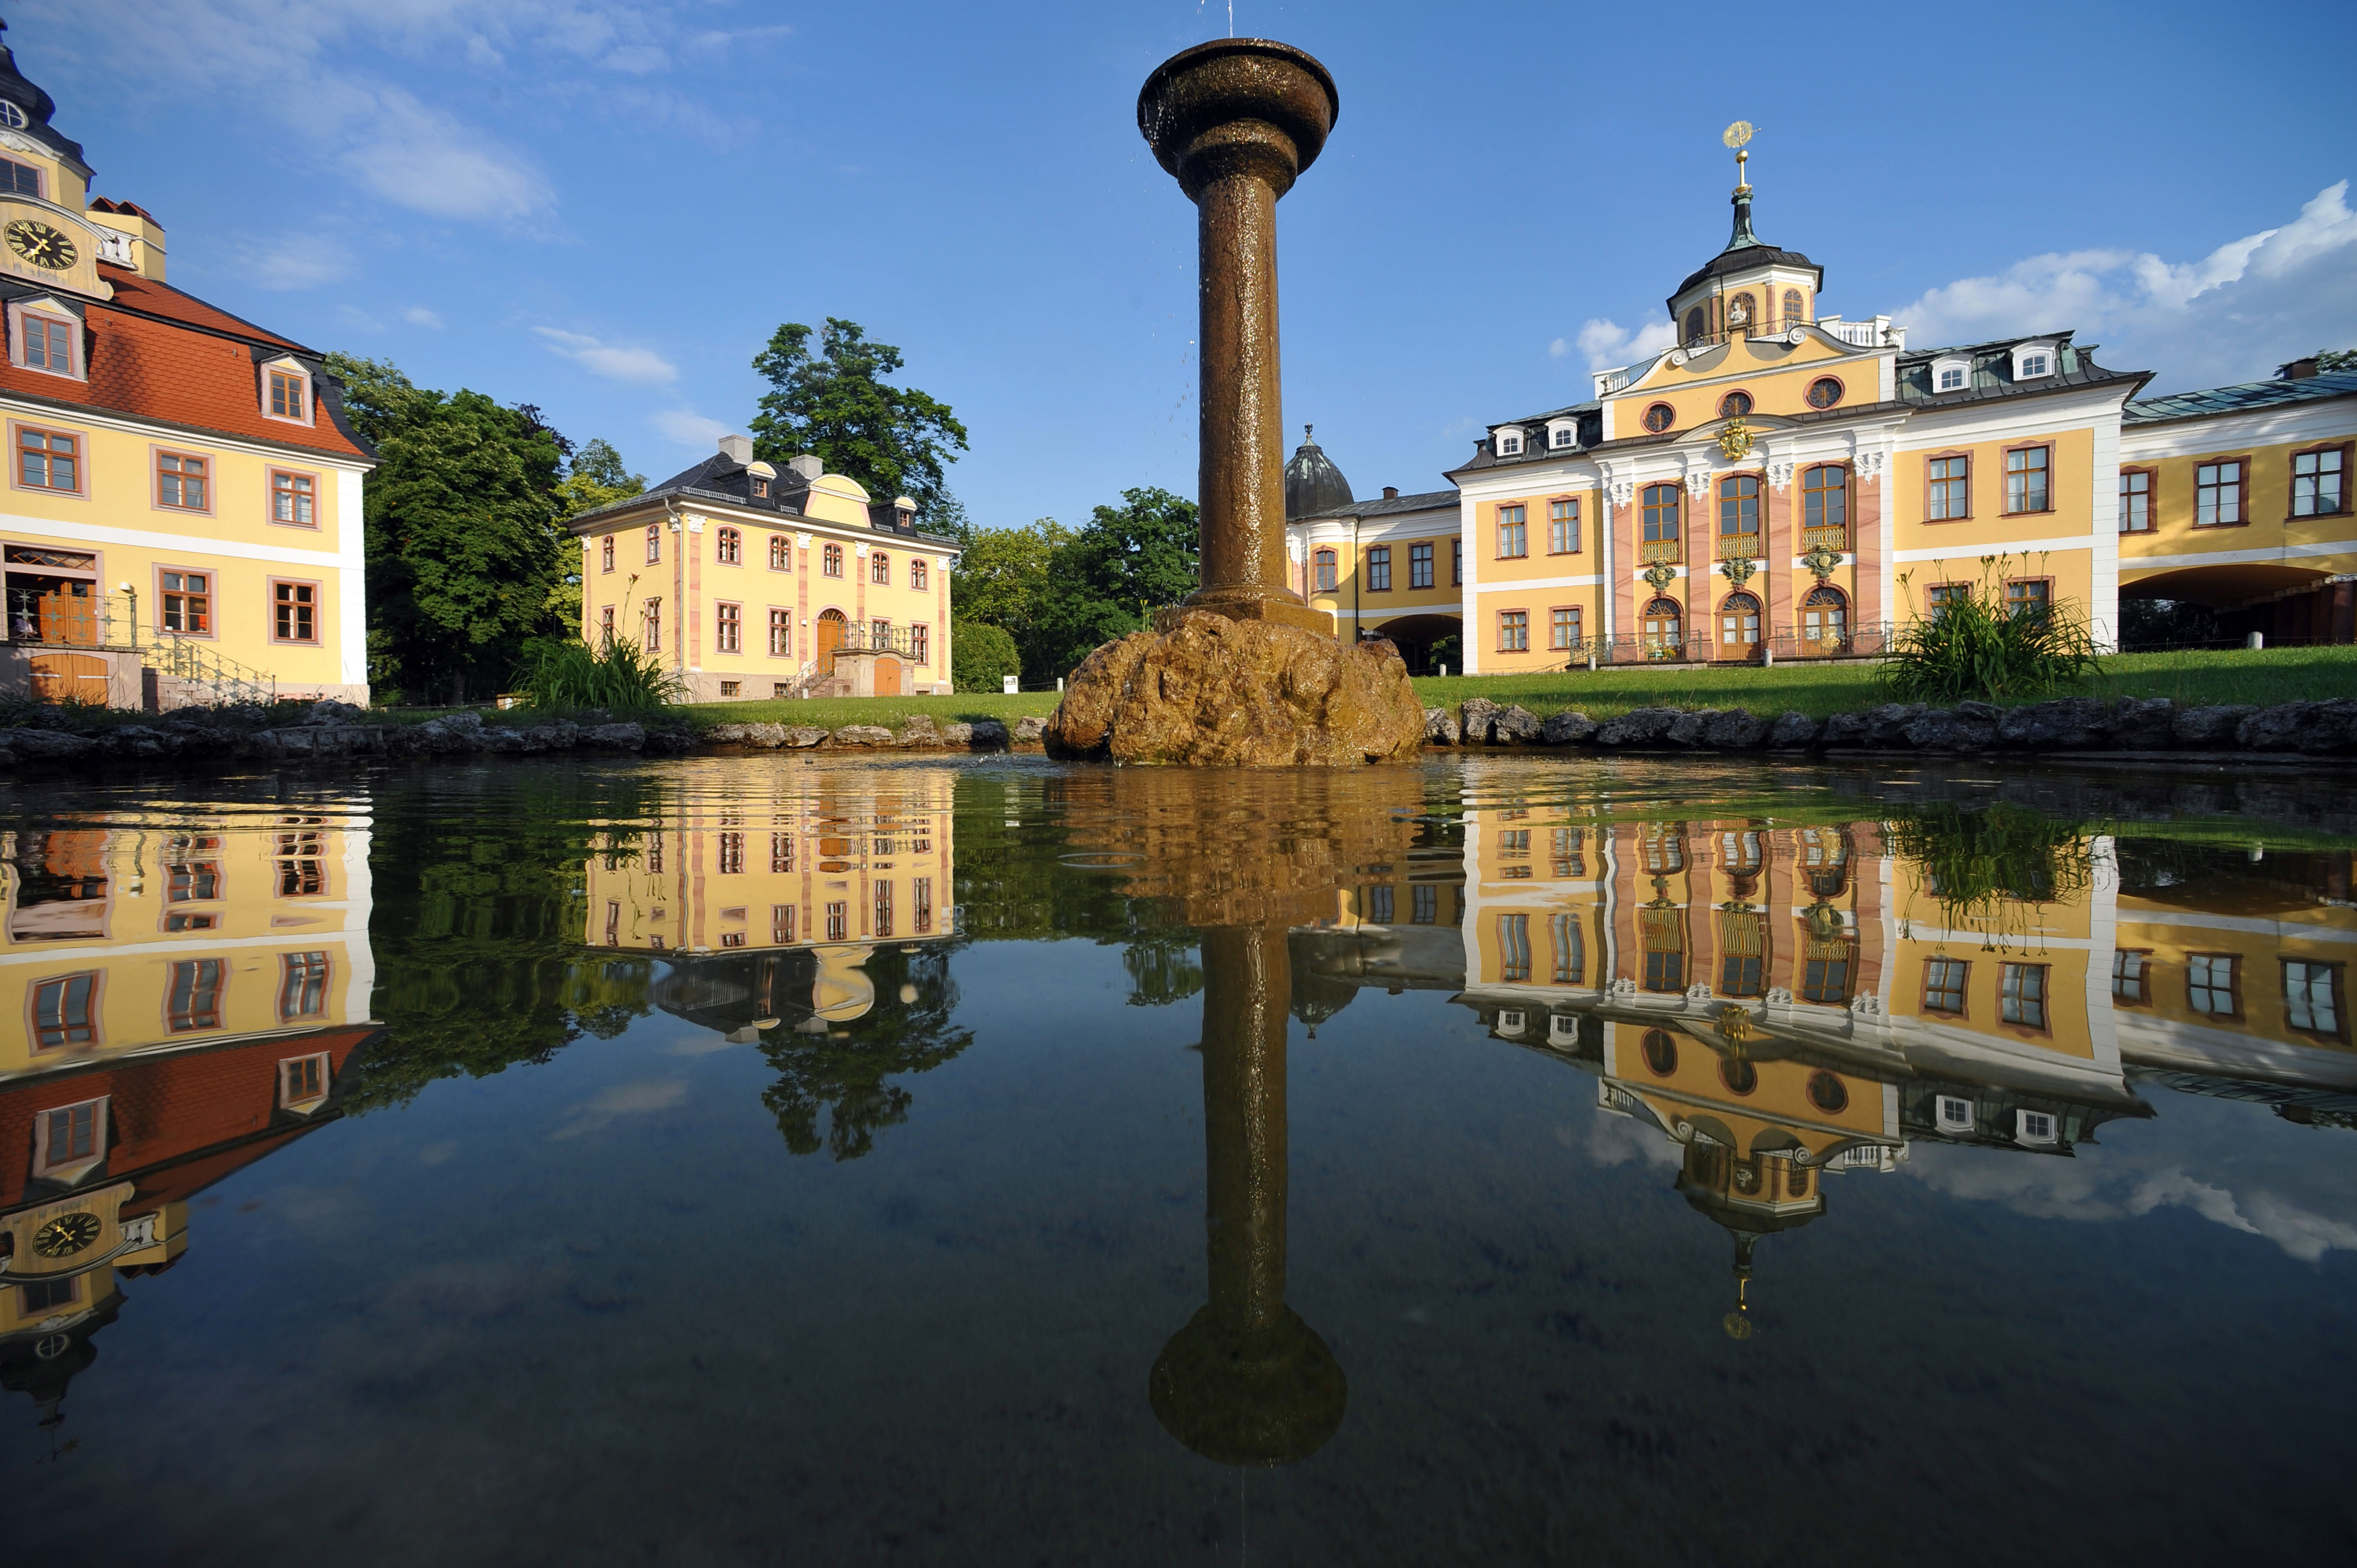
[1196,171,1287,608]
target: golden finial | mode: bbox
[1723,120,1753,192]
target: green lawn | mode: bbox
[668,646,2357,734]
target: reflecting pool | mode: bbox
[4,756,2354,1562]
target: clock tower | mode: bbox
[0,19,110,298]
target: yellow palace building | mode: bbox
[571,436,960,702]
[1288,135,2357,672]
[0,27,374,707]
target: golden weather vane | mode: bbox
[1723,120,1753,191]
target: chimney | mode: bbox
[1382,486,1399,501]
[2279,357,2320,381]
[788,453,825,481]
[716,434,753,465]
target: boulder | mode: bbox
[1665,708,1721,747]
[939,722,974,747]
[406,714,485,754]
[11,730,98,762]
[303,699,366,726]
[1862,703,1928,748]
[704,722,751,744]
[1594,706,1679,747]
[1424,706,1461,746]
[1541,710,1597,746]
[1818,710,1870,749]
[1903,708,1997,752]
[1491,705,1544,745]
[2236,703,2315,752]
[1767,710,1822,750]
[898,715,944,748]
[832,725,896,747]
[97,725,177,760]
[2174,704,2255,749]
[585,721,647,751]
[1014,715,1049,744]
[1996,697,2114,751]
[1458,698,1501,745]
[2109,696,2178,751]
[1041,610,1425,766]
[476,728,529,754]
[783,725,830,749]
[1703,708,1770,750]
[966,719,1011,750]
[2296,697,2357,754]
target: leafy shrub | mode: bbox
[1883,561,2098,703]
[512,637,685,712]
[952,619,1020,693]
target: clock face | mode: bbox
[6,218,76,271]
[33,1211,101,1258]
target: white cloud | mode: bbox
[533,327,677,384]
[548,1079,687,1141]
[1891,181,2357,390]
[403,306,444,329]
[652,409,735,447]
[243,234,351,290]
[339,86,551,221]
[1560,314,1678,372]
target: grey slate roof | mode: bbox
[1891,332,2147,408]
[2123,370,2357,425]
[568,451,958,547]
[1293,487,1458,523]
[1285,427,1354,519]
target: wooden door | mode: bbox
[38,582,96,646]
[875,656,900,697]
[815,612,845,674]
[30,653,109,705]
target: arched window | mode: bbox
[645,523,661,564]
[1641,595,1682,652]
[1718,590,1761,653]
[1782,288,1805,328]
[1643,403,1676,434]
[716,527,742,565]
[769,533,792,570]
[1725,293,1755,331]
[1802,465,1847,536]
[1641,1028,1678,1077]
[1802,584,1848,654]
[871,551,891,585]
[1684,307,1708,344]
[1805,376,1844,410]
[1314,548,1337,592]
[1718,390,1753,418]
[1717,473,1761,541]
[1641,484,1681,542]
[823,543,843,577]
[1807,1071,1850,1114]
[1788,1165,1812,1198]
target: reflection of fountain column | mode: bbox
[1151,922,1346,1466]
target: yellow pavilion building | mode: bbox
[1288,143,2357,671]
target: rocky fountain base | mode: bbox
[1043,610,1425,766]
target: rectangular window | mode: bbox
[22,1277,78,1314]
[1551,912,1584,984]
[160,570,211,635]
[1936,1095,1975,1133]
[2004,579,2050,620]
[0,157,39,197]
[2004,446,2050,514]
[271,580,317,642]
[37,1100,101,1171]
[1923,957,1968,1014]
[1412,884,1437,924]
[770,833,794,874]
[2292,446,2348,518]
[166,952,223,1028]
[645,598,662,653]
[1366,545,1391,591]
[1499,914,1530,982]
[281,1053,328,1105]
[156,451,209,510]
[872,618,891,649]
[275,831,325,896]
[1497,610,1529,652]
[167,859,221,901]
[22,314,72,374]
[912,623,930,666]
[2284,961,2343,1039]
[1802,466,1848,534]
[1927,455,1969,520]
[268,369,306,421]
[272,469,318,527]
[2194,460,2245,527]
[718,832,744,874]
[1548,498,1579,554]
[1496,505,1527,558]
[2188,952,2237,1016]
[1366,884,1394,925]
[1408,542,1433,589]
[1802,955,1851,1006]
[280,951,330,1019]
[646,524,662,564]
[1314,549,1337,592]
[1926,583,1970,621]
[17,426,80,492]
[772,904,795,943]
[1452,539,1462,586]
[2000,962,2047,1029]
[769,534,792,571]
[873,881,894,940]
[2112,950,2148,1004]
[2017,1110,2058,1144]
[911,559,929,590]
[823,544,843,577]
[826,901,848,942]
[870,551,889,585]
[715,601,742,653]
[769,608,792,657]
[1550,606,1581,650]
[914,877,934,933]
[2119,469,2153,533]
[600,606,615,647]
[32,974,99,1049]
[1721,952,1764,998]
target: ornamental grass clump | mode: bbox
[1882,559,2099,704]
[513,638,686,713]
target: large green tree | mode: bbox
[1036,486,1201,678]
[748,318,968,527]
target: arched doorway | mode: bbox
[1717,590,1762,659]
[815,609,847,674]
[1800,584,1849,656]
[1368,612,1463,675]
[1641,596,1683,658]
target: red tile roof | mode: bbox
[0,263,372,461]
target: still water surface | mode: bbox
[4,756,2354,1563]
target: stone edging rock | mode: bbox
[1427,694,2357,758]
[703,714,1042,752]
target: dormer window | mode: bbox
[264,361,311,424]
[0,101,25,131]
[1496,431,1522,456]
[2011,342,2057,381]
[14,303,76,378]
[1551,425,1575,448]
[0,157,39,197]
[1931,357,1971,394]
[752,477,769,498]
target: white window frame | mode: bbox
[279,1052,332,1111]
[1547,419,1579,450]
[2011,341,2058,381]
[1936,1095,1974,1133]
[1493,428,1524,457]
[1930,356,1971,394]
[261,355,315,428]
[33,1095,109,1180]
[2015,1108,2058,1145]
[1496,1009,1527,1036]
[10,297,83,381]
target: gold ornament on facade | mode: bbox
[1721,552,1757,590]
[1717,416,1754,462]
[1801,540,1844,582]
[1642,559,1678,595]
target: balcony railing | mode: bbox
[1715,534,1762,562]
[4,587,279,705]
[1638,538,1682,566]
[1800,525,1850,555]
[833,623,919,657]
[1552,621,1895,668]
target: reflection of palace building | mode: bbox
[1284,143,2357,672]
[1,814,378,1433]
[583,774,956,1034]
[1297,802,2353,1328]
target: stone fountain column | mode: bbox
[1138,39,1336,636]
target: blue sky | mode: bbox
[21,0,2356,530]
